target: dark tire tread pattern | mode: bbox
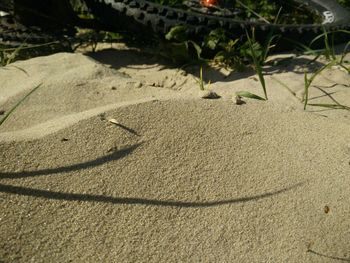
[1,0,350,45]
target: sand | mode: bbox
[1,43,350,262]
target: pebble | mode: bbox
[234,95,246,105]
[134,81,142,89]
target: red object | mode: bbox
[201,0,218,7]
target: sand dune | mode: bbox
[1,47,350,262]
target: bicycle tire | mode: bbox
[84,0,350,38]
[0,15,58,45]
[1,0,349,46]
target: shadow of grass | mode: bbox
[0,143,141,179]
[0,182,303,208]
[308,249,350,262]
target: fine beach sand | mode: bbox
[1,44,350,262]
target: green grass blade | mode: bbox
[303,71,309,110]
[236,91,266,101]
[199,66,204,90]
[340,41,350,65]
[282,37,317,54]
[245,29,268,100]
[5,38,29,65]
[303,62,335,110]
[261,6,282,61]
[309,32,327,47]
[0,83,43,127]
[235,0,270,24]
[255,63,267,98]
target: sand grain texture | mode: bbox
[1,48,350,262]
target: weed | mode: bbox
[310,28,336,61]
[234,7,281,102]
[310,29,350,69]
[303,29,350,110]
[195,66,211,91]
[235,0,271,23]
[247,29,267,99]
[235,28,269,101]
[203,29,245,70]
[303,61,336,110]
[303,63,350,111]
[160,25,203,64]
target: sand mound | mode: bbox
[0,52,180,140]
[1,100,349,262]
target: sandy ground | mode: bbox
[1,43,350,262]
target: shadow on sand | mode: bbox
[0,182,303,208]
[0,140,303,208]
[0,143,141,179]
[86,48,326,84]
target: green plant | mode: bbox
[0,83,43,127]
[198,66,205,90]
[235,28,272,101]
[203,29,245,70]
[234,7,281,101]
[309,29,350,72]
[309,27,336,61]
[246,29,268,100]
[195,66,212,91]
[303,59,350,110]
[159,25,203,64]
[302,28,350,110]
[235,0,272,23]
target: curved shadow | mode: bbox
[308,249,350,262]
[0,182,303,208]
[0,143,141,179]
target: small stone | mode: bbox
[219,67,231,77]
[134,82,142,89]
[201,90,221,99]
[324,205,330,214]
[234,95,246,105]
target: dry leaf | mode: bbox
[108,118,120,125]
